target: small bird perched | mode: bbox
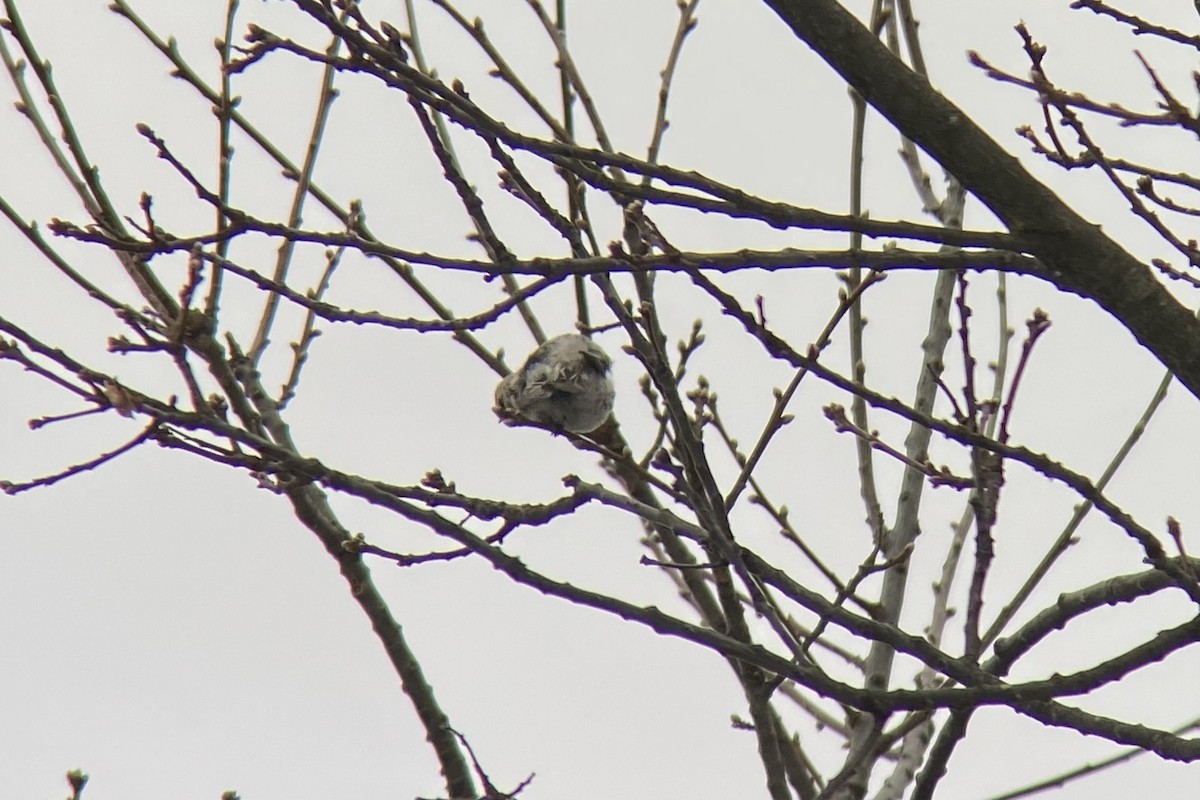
[495,333,615,434]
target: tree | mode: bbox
[2,1,1199,798]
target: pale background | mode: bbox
[2,1,1199,798]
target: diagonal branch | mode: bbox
[760,0,1200,401]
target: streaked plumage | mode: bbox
[495,334,615,433]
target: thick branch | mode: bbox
[761,0,1200,400]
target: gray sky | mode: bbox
[3,1,1200,798]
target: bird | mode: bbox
[494,333,615,434]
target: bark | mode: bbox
[761,0,1200,399]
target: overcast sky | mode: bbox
[3,1,1200,799]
